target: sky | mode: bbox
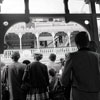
[0,0,92,14]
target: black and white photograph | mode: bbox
[0,0,100,100]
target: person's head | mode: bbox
[75,31,89,49]
[49,53,56,62]
[88,40,98,52]
[11,51,20,62]
[49,68,56,77]
[33,53,43,61]
[60,58,65,66]
[23,60,31,65]
[65,53,69,60]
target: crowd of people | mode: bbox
[1,31,100,100]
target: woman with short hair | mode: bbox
[22,52,49,100]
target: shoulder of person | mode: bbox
[29,61,36,66]
[41,63,48,69]
[88,51,99,56]
[22,63,27,66]
[2,65,8,72]
[22,63,27,68]
[2,65,8,69]
[53,63,59,67]
[96,53,100,60]
[16,62,26,67]
[65,52,74,59]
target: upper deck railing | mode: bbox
[2,47,77,58]
[1,47,77,64]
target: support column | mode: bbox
[52,32,56,48]
[18,33,22,50]
[67,32,71,47]
[52,32,56,53]
[67,31,72,52]
[36,33,39,49]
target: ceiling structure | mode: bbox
[1,0,100,14]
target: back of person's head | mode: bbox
[49,68,56,77]
[88,40,98,52]
[11,51,20,62]
[49,53,56,62]
[60,58,65,66]
[23,60,31,65]
[33,53,43,61]
[75,31,89,48]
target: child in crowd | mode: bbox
[59,58,65,75]
[49,68,58,99]
[49,68,65,100]
[49,68,57,91]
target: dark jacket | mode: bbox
[23,61,49,89]
[61,48,100,100]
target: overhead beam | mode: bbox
[24,0,30,14]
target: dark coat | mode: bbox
[61,48,100,100]
[1,62,26,100]
[23,61,49,89]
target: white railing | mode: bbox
[3,49,20,58]
[2,47,77,59]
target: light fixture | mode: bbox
[84,20,89,25]
[3,21,9,26]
